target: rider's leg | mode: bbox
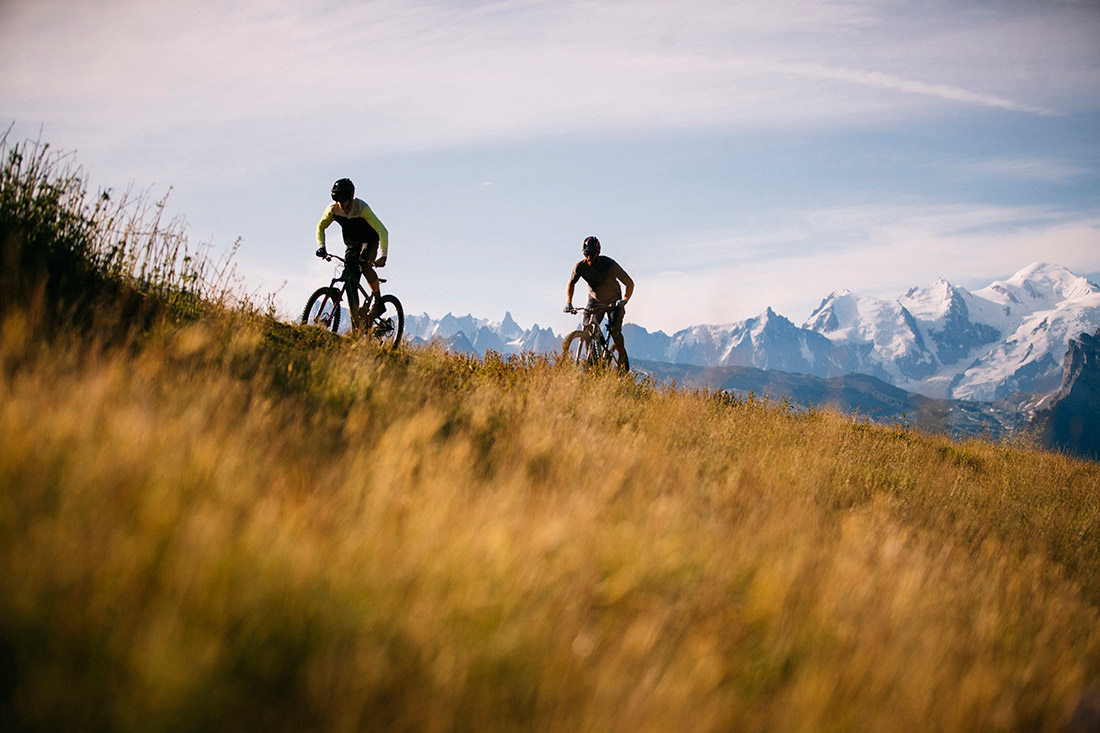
[610,304,627,357]
[611,330,626,356]
[343,242,363,329]
[362,242,384,320]
[363,266,383,315]
[583,298,600,334]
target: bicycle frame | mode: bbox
[302,252,405,348]
[583,312,612,362]
[320,253,383,317]
[565,303,626,370]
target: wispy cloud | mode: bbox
[761,62,1060,117]
[3,0,1092,160]
[3,0,1098,332]
[961,158,1092,183]
[631,203,1100,331]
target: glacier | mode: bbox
[402,262,1100,402]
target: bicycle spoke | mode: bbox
[365,294,404,348]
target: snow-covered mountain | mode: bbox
[622,308,861,377]
[804,289,940,385]
[404,263,1100,402]
[800,262,1100,400]
[949,264,1100,400]
[404,311,560,356]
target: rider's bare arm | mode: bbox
[619,269,634,303]
[566,267,582,309]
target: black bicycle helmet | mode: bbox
[331,178,355,201]
[582,236,601,255]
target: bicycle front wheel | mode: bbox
[301,287,342,332]
[368,293,404,349]
[562,330,595,366]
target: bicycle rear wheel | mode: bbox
[562,330,595,366]
[608,343,629,372]
[301,287,342,332]
[367,293,404,349]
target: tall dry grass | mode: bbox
[1,306,1098,731]
[2,134,1099,731]
[0,131,244,328]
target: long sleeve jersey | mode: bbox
[316,198,389,257]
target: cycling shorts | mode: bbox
[584,299,624,333]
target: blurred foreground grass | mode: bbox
[1,134,1099,731]
[2,309,1099,731]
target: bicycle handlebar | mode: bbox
[319,252,385,269]
[564,300,627,315]
[318,252,388,284]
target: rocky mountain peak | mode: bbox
[405,262,1100,405]
[1034,329,1100,460]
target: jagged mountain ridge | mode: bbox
[404,311,561,356]
[405,262,1100,402]
[623,307,862,376]
[796,263,1100,399]
[1033,329,1100,460]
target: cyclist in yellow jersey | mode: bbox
[565,235,634,360]
[316,178,389,330]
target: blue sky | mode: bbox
[2,0,1098,334]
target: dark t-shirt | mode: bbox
[570,256,627,304]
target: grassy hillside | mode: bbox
[2,138,1099,731]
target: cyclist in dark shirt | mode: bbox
[565,235,634,360]
[316,178,389,330]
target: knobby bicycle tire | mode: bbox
[301,287,342,333]
[368,293,404,349]
[563,329,629,372]
[562,330,596,366]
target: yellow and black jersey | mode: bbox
[316,198,389,256]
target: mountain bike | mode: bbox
[562,302,630,372]
[300,253,404,348]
